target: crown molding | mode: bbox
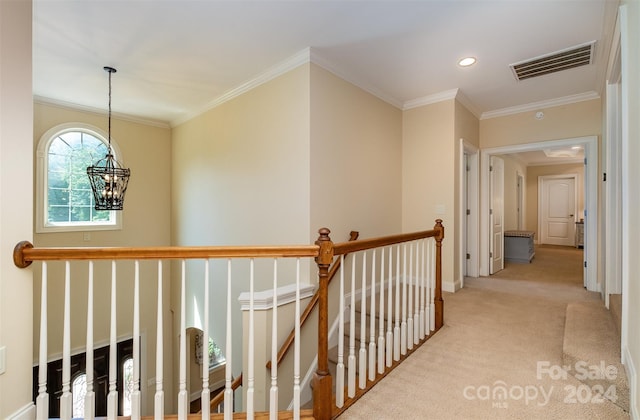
[480,91,600,120]
[403,88,459,110]
[34,96,171,129]
[172,48,312,127]
[454,90,481,118]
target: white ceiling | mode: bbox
[33,0,619,128]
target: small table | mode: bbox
[504,230,535,263]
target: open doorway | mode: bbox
[479,136,598,292]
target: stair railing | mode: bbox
[266,230,359,371]
[13,219,443,420]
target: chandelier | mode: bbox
[87,66,131,211]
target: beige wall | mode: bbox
[310,64,403,241]
[502,156,528,231]
[525,164,585,241]
[480,99,602,148]
[172,64,312,396]
[0,1,34,417]
[403,100,456,288]
[32,102,173,414]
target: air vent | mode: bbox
[510,41,596,81]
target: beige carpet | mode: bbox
[339,245,629,419]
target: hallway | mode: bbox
[339,246,628,419]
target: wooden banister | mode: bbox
[13,241,319,268]
[203,373,243,414]
[266,231,359,370]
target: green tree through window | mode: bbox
[47,130,111,224]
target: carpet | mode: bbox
[339,245,628,419]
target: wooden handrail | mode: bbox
[266,231,359,370]
[202,373,243,414]
[13,241,319,268]
[332,227,440,255]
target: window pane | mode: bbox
[92,210,111,222]
[44,129,119,229]
[48,171,69,189]
[48,153,69,172]
[49,206,70,223]
[48,188,69,205]
[49,137,72,155]
[71,206,90,222]
[70,189,92,206]
[123,357,134,416]
[72,373,87,418]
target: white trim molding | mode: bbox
[480,91,600,120]
[6,403,35,420]
[238,283,315,311]
[623,345,639,420]
[479,136,598,292]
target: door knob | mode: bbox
[569,214,574,217]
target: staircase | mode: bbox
[562,300,629,412]
[327,284,431,407]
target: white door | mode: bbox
[539,176,577,246]
[489,156,504,274]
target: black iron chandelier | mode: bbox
[87,66,131,211]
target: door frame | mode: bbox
[537,174,578,246]
[459,138,479,286]
[479,136,598,291]
[489,155,505,274]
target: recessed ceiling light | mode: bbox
[458,57,476,67]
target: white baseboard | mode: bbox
[6,402,35,420]
[623,345,639,420]
[442,279,460,293]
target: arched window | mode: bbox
[36,123,124,232]
[72,372,87,418]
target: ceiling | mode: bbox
[33,0,619,130]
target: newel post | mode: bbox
[434,219,445,330]
[313,228,334,420]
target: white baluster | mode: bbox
[132,261,141,420]
[386,248,393,368]
[202,260,210,420]
[377,247,385,374]
[155,260,164,420]
[419,240,426,341]
[107,261,118,420]
[407,243,414,351]
[336,255,345,407]
[270,259,278,420]
[85,261,95,420]
[401,244,407,356]
[247,259,255,420]
[224,259,233,420]
[430,238,436,332]
[178,260,188,420]
[425,239,431,335]
[347,254,356,398]
[293,258,301,419]
[358,251,367,389]
[36,262,49,420]
[414,241,420,345]
[393,246,401,361]
[368,250,376,381]
[60,261,72,420]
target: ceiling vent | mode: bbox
[510,41,596,81]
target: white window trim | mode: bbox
[36,122,124,233]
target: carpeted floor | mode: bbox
[339,245,629,419]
